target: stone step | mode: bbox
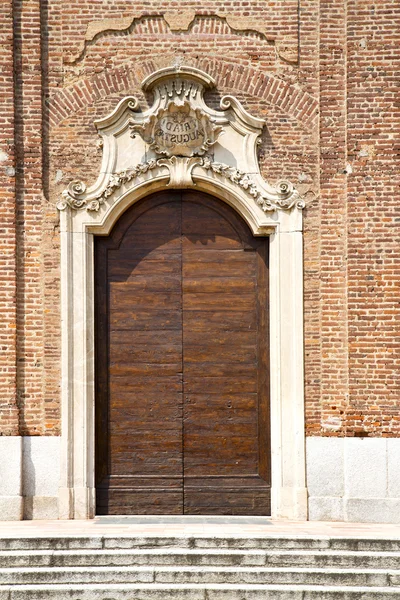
[2,548,400,569]
[1,535,400,552]
[1,583,400,599]
[0,565,399,586]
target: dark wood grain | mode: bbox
[95,195,184,515]
[181,194,269,515]
[95,190,270,515]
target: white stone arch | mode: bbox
[58,66,307,520]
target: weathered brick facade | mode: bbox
[1,0,399,443]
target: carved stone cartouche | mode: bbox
[130,101,223,158]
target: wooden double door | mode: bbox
[95,190,270,515]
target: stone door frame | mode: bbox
[58,176,307,520]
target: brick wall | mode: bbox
[2,0,399,437]
[0,0,18,435]
[346,1,400,436]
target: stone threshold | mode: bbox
[0,518,400,540]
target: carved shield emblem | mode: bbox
[131,101,223,157]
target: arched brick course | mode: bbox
[48,58,318,129]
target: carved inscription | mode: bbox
[130,101,223,157]
[156,111,202,149]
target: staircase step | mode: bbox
[0,549,267,568]
[0,566,398,586]
[1,548,400,568]
[1,535,400,552]
[2,532,400,598]
[1,583,400,599]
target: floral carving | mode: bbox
[200,157,305,212]
[130,101,223,158]
[58,157,304,213]
[57,160,159,211]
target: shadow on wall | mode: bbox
[22,437,60,520]
[22,438,36,519]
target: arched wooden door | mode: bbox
[95,190,270,515]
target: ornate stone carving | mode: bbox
[130,101,223,158]
[58,157,204,211]
[58,180,88,210]
[200,157,304,212]
[59,65,304,215]
[57,160,159,211]
[158,156,203,188]
[58,155,303,213]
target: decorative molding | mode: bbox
[159,156,203,188]
[200,157,305,212]
[58,180,88,210]
[66,12,298,64]
[220,95,265,129]
[59,65,304,215]
[94,95,139,129]
[57,160,159,212]
[142,65,215,91]
[58,157,202,211]
[58,156,304,213]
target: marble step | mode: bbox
[2,548,400,569]
[0,565,399,586]
[0,583,400,600]
[1,535,400,552]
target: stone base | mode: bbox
[307,437,400,523]
[0,496,23,521]
[23,496,59,520]
[0,436,60,521]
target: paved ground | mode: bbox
[1,517,400,539]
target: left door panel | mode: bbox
[95,195,184,514]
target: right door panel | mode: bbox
[181,192,270,515]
